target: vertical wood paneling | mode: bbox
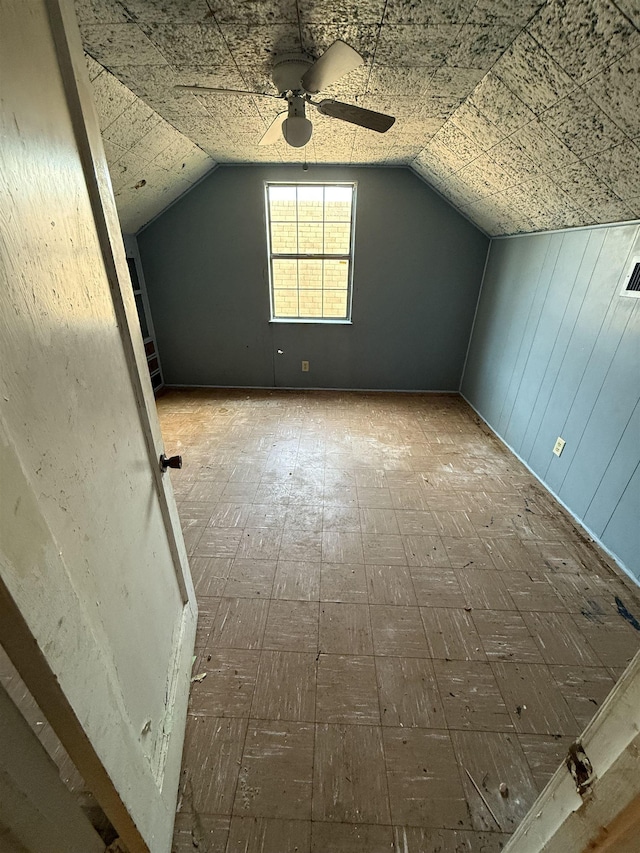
[463,222,640,581]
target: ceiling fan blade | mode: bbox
[316,99,395,133]
[301,40,364,94]
[175,85,281,99]
[259,111,288,145]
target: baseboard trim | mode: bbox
[163,384,460,394]
[461,394,639,588]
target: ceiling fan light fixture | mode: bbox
[282,115,313,147]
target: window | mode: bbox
[266,183,356,322]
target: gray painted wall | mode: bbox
[137,165,488,391]
[462,223,640,581]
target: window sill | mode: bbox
[269,319,353,325]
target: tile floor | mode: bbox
[158,389,640,853]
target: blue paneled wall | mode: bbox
[462,223,640,581]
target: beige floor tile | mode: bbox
[226,817,310,853]
[194,596,221,649]
[441,536,496,570]
[422,607,486,661]
[518,734,574,790]
[208,598,269,650]
[192,557,233,598]
[362,533,408,565]
[263,601,319,653]
[311,822,393,852]
[492,662,579,736]
[194,527,242,558]
[245,504,287,529]
[316,654,379,725]
[432,510,478,538]
[370,605,429,657]
[451,730,538,832]
[313,724,390,824]
[251,651,316,722]
[366,565,417,605]
[272,560,320,601]
[391,826,512,852]
[189,649,259,717]
[403,534,449,567]
[395,510,439,535]
[320,563,368,603]
[549,665,616,728]
[235,722,314,819]
[236,528,283,561]
[357,487,395,508]
[322,531,364,564]
[360,507,400,535]
[411,567,466,607]
[521,611,602,666]
[223,559,277,598]
[172,813,230,853]
[323,505,361,531]
[319,602,373,655]
[384,728,470,829]
[284,504,323,530]
[434,660,513,732]
[280,529,322,562]
[376,657,445,728]
[208,502,252,528]
[570,611,640,669]
[180,716,247,814]
[390,487,429,511]
[484,537,540,572]
[502,571,567,612]
[473,610,545,663]
[456,570,515,610]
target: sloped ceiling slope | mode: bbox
[77,0,640,236]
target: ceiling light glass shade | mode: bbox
[282,116,312,147]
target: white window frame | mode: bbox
[265,182,357,323]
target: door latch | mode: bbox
[160,453,182,473]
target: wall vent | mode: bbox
[620,256,640,298]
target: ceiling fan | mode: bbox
[175,40,395,148]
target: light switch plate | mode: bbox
[553,437,566,457]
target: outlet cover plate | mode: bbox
[553,437,566,457]
[301,360,309,372]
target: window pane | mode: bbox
[272,259,297,289]
[325,186,352,222]
[323,259,349,290]
[298,221,323,254]
[270,198,297,221]
[269,186,296,202]
[298,259,322,289]
[273,289,298,316]
[271,221,297,253]
[299,290,323,317]
[323,222,351,254]
[297,186,324,221]
[323,290,348,318]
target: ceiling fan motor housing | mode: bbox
[272,54,314,94]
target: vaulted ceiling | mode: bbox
[77,0,640,236]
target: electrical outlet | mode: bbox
[553,437,566,457]
[301,360,309,372]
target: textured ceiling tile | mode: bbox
[437,173,485,207]
[509,118,579,172]
[102,101,161,148]
[82,23,166,65]
[117,0,211,23]
[493,32,576,115]
[447,23,522,70]
[585,139,640,201]
[90,69,138,130]
[141,22,233,65]
[361,95,420,119]
[151,136,205,170]
[449,101,504,151]
[541,89,626,159]
[315,66,369,99]
[458,153,516,196]
[488,137,541,182]
[222,23,303,64]
[106,63,177,100]
[550,161,635,222]
[584,47,640,140]
[204,0,298,24]
[85,52,105,80]
[298,0,386,25]
[367,66,433,97]
[375,25,461,66]
[528,0,640,85]
[394,116,445,143]
[468,72,536,135]
[429,67,485,99]
[75,0,132,25]
[102,138,126,163]
[466,0,545,26]
[414,96,462,122]
[384,144,423,163]
[412,148,457,185]
[430,121,485,165]
[383,0,477,25]
[613,0,640,28]
[301,23,379,61]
